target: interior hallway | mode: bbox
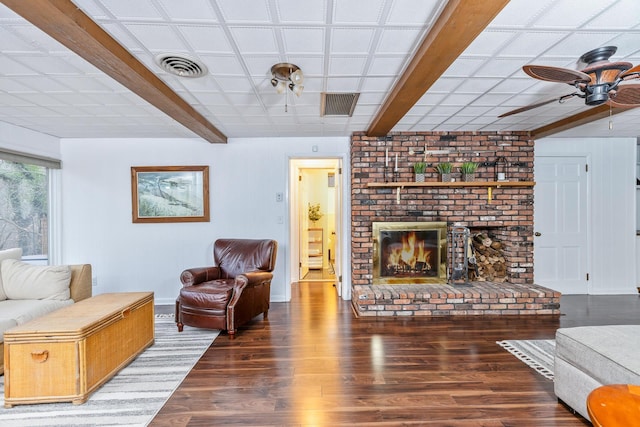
[151,285,640,426]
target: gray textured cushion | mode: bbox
[556,325,640,384]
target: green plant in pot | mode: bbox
[413,162,426,182]
[435,162,452,182]
[460,161,478,182]
[308,203,323,225]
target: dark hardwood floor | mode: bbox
[150,285,640,426]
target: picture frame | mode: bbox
[131,165,209,223]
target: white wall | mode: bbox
[0,121,60,159]
[60,136,350,304]
[536,137,637,294]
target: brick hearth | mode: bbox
[349,131,560,317]
[352,282,561,317]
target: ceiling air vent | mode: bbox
[155,54,208,78]
[321,92,359,117]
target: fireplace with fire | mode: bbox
[372,222,448,285]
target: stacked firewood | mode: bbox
[469,233,507,282]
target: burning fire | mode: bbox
[386,232,432,274]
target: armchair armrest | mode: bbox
[228,271,274,307]
[180,266,222,287]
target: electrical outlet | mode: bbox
[276,192,283,202]
[92,276,98,287]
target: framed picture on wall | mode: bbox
[131,165,210,223]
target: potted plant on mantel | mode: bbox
[413,162,426,182]
[435,162,452,182]
[460,161,478,182]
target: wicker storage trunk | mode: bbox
[3,292,154,407]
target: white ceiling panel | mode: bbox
[1,0,640,141]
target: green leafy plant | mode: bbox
[435,162,452,174]
[459,161,478,174]
[413,162,426,174]
[308,203,323,223]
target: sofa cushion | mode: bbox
[1,259,72,301]
[0,248,23,301]
[0,317,18,343]
[0,299,73,343]
[555,325,640,384]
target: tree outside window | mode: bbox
[0,159,48,257]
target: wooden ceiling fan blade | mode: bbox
[620,64,640,80]
[608,83,640,107]
[498,93,578,118]
[523,65,591,84]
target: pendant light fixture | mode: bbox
[270,63,304,112]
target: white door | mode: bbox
[534,155,589,294]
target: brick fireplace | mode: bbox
[350,131,560,316]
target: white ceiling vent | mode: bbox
[321,92,359,117]
[155,54,208,78]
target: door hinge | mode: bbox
[299,175,302,181]
[338,167,342,175]
[585,164,589,172]
[586,273,589,281]
[338,275,342,282]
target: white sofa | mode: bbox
[554,325,640,419]
[0,248,92,374]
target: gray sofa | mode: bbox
[554,325,640,419]
[0,248,92,375]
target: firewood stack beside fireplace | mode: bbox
[469,233,507,282]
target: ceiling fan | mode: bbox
[499,46,640,118]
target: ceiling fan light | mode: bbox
[275,80,287,94]
[270,78,278,87]
[290,69,304,85]
[292,84,304,97]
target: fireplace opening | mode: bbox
[373,221,448,284]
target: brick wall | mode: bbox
[350,131,535,291]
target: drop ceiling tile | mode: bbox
[443,58,486,77]
[195,55,245,77]
[545,32,622,57]
[499,32,569,58]
[93,0,163,20]
[376,28,422,53]
[488,0,547,27]
[532,0,612,29]
[386,0,443,25]
[155,0,218,22]
[329,56,368,76]
[454,78,502,94]
[10,25,69,53]
[368,56,406,76]
[463,30,517,56]
[229,27,279,55]
[438,93,480,106]
[331,28,376,54]
[361,76,395,91]
[356,92,387,104]
[282,28,324,54]
[124,23,187,51]
[0,26,43,52]
[179,26,233,53]
[217,0,272,23]
[334,0,385,24]
[326,77,360,92]
[275,0,326,23]
[473,59,531,78]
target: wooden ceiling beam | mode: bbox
[366,0,510,137]
[0,0,227,143]
[530,105,626,139]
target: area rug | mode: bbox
[497,339,555,381]
[0,315,219,426]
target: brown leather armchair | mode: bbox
[176,239,277,337]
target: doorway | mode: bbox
[289,158,342,292]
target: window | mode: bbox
[0,151,60,262]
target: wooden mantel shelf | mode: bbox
[367,181,535,188]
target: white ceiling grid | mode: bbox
[0,0,639,140]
